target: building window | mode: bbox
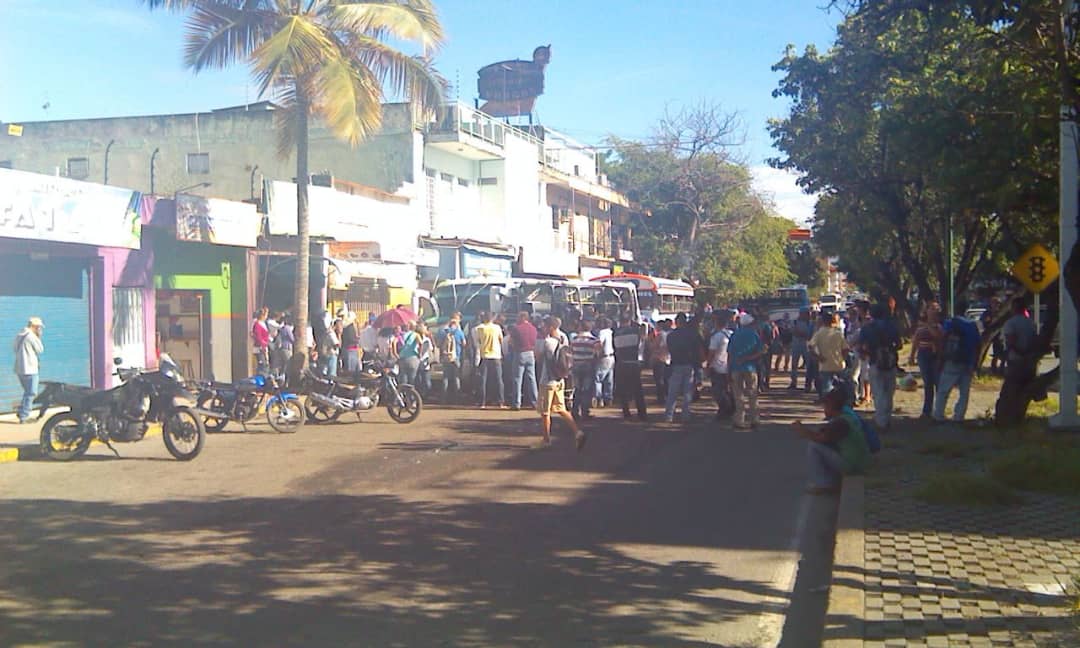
[457,178,470,187]
[67,157,89,180]
[0,160,11,169]
[478,177,498,186]
[439,172,454,183]
[424,167,436,178]
[186,152,210,174]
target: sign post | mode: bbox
[1011,243,1071,421]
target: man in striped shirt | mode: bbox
[570,319,600,420]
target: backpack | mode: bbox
[868,322,897,370]
[440,330,457,360]
[942,319,968,364]
[843,407,881,454]
[551,342,574,381]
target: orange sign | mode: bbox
[788,228,811,241]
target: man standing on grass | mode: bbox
[934,301,981,423]
[729,312,765,429]
[859,303,901,431]
[537,317,586,450]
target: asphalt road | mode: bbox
[0,387,824,647]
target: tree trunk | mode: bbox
[287,93,311,387]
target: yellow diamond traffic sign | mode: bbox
[1012,243,1059,294]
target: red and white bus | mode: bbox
[589,273,695,323]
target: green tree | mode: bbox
[145,0,445,367]
[697,214,796,304]
[784,241,827,296]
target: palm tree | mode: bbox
[144,0,445,370]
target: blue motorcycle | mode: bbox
[194,373,304,433]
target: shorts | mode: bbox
[537,380,567,415]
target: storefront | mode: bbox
[0,168,150,408]
[148,194,258,382]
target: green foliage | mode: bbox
[914,470,1023,506]
[988,443,1080,496]
[697,215,796,303]
[785,241,827,296]
[769,4,1059,320]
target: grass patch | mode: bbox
[915,440,977,459]
[988,442,1080,496]
[973,373,1004,388]
[914,470,1023,506]
[1026,394,1060,419]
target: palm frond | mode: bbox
[311,51,384,145]
[328,0,445,53]
[249,15,335,98]
[341,33,446,113]
[271,86,300,158]
[183,3,278,71]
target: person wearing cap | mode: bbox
[729,312,765,429]
[13,317,44,424]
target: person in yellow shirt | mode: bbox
[473,312,506,408]
[808,312,848,401]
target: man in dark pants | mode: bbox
[613,313,648,420]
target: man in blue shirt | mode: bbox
[438,319,467,404]
[729,312,765,429]
[933,300,981,422]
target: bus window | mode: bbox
[514,282,554,315]
[638,290,657,311]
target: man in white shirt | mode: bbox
[593,317,616,407]
[708,310,735,420]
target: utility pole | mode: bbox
[947,212,955,318]
[1053,0,1080,429]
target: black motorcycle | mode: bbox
[194,373,304,434]
[303,361,422,424]
[34,356,206,461]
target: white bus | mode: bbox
[432,277,639,325]
[589,273,695,322]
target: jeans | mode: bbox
[479,358,504,407]
[790,345,810,386]
[17,373,38,422]
[916,349,939,416]
[398,356,420,386]
[443,361,461,402]
[417,362,432,395]
[934,362,973,422]
[652,362,669,403]
[732,370,759,426]
[807,441,845,488]
[758,355,772,390]
[255,347,270,376]
[710,369,733,417]
[512,351,538,409]
[868,365,897,429]
[664,364,695,420]
[572,366,595,417]
[595,356,615,404]
[614,362,647,417]
[818,370,838,398]
[806,356,819,392]
[344,348,361,376]
[319,352,338,378]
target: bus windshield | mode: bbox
[434,283,496,319]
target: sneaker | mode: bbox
[532,438,553,450]
[575,430,587,451]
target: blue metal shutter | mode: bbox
[0,256,92,412]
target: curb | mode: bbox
[823,475,865,647]
[0,424,162,464]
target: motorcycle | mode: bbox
[194,373,304,434]
[303,360,422,424]
[34,355,206,461]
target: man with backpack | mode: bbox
[933,301,981,423]
[613,313,648,420]
[858,303,901,430]
[537,317,586,450]
[708,310,736,420]
[439,318,466,404]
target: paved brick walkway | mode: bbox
[861,457,1080,647]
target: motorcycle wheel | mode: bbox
[303,398,342,424]
[267,398,304,433]
[39,411,91,461]
[162,406,206,461]
[196,393,229,432]
[387,385,423,424]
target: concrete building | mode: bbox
[0,100,636,302]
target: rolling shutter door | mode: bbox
[0,255,92,412]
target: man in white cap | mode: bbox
[728,312,765,429]
[13,317,44,423]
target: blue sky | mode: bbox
[0,0,840,221]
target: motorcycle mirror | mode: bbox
[113,357,123,366]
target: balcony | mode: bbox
[427,103,542,161]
